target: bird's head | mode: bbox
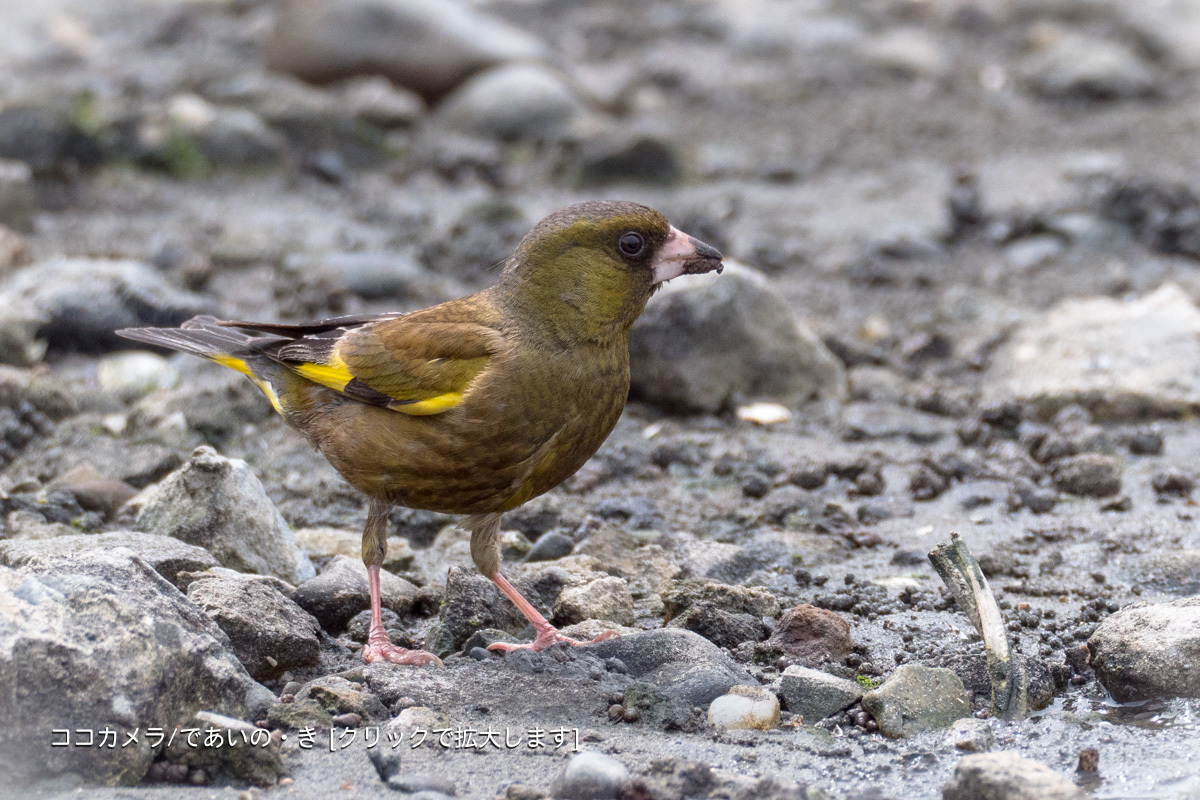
[498,200,723,343]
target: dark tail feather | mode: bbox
[116,315,257,358]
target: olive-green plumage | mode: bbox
[118,200,722,662]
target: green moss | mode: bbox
[160,131,211,179]
[855,674,883,689]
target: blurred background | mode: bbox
[5,0,1200,344]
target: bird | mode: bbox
[117,200,723,667]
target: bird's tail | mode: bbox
[116,315,286,413]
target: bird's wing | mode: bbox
[229,313,505,416]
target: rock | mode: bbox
[553,576,635,627]
[0,550,268,787]
[437,63,583,142]
[586,628,754,707]
[523,531,574,562]
[296,675,387,721]
[620,681,698,730]
[1123,1,1200,71]
[660,578,780,620]
[0,258,209,360]
[550,751,630,800]
[47,464,139,518]
[1051,454,1121,497]
[294,527,414,573]
[0,531,218,590]
[764,604,853,666]
[0,104,100,175]
[292,555,420,633]
[947,718,995,752]
[266,0,548,101]
[8,414,180,489]
[1152,468,1194,496]
[707,685,780,731]
[387,772,458,794]
[574,131,684,188]
[202,72,345,143]
[942,752,1087,800]
[1088,596,1200,702]
[1004,235,1065,272]
[861,664,970,738]
[163,710,285,787]
[187,573,322,681]
[984,284,1200,419]
[96,351,179,401]
[629,262,845,413]
[0,158,34,231]
[939,652,1055,713]
[267,698,333,731]
[860,28,948,79]
[778,665,863,723]
[130,446,315,584]
[434,565,528,653]
[667,604,766,649]
[842,402,955,443]
[140,95,285,174]
[315,250,448,300]
[1023,28,1158,101]
[335,76,425,128]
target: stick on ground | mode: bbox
[928,531,1027,719]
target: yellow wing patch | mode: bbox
[209,355,284,414]
[292,361,354,391]
[393,391,464,416]
[213,355,253,376]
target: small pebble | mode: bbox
[331,712,361,728]
[1077,747,1100,773]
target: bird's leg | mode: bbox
[360,499,442,667]
[467,513,620,653]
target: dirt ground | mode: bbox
[2,0,1200,798]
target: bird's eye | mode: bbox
[618,232,645,257]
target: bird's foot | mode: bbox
[362,630,443,667]
[487,625,621,654]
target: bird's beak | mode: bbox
[651,226,724,284]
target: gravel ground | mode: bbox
[2,1,1200,799]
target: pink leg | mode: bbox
[361,564,442,667]
[486,572,620,653]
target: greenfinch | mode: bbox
[118,201,723,666]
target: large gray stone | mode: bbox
[187,573,322,681]
[1022,29,1158,101]
[0,531,218,590]
[0,258,209,361]
[778,665,863,723]
[942,752,1087,800]
[291,555,420,633]
[550,751,630,800]
[437,63,583,142]
[1088,596,1200,702]
[553,576,635,627]
[0,550,271,787]
[130,446,316,585]
[266,0,548,100]
[585,628,754,707]
[985,284,1200,419]
[861,664,970,738]
[629,262,845,414]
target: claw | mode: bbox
[362,639,443,667]
[487,627,620,654]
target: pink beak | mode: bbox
[651,226,724,284]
